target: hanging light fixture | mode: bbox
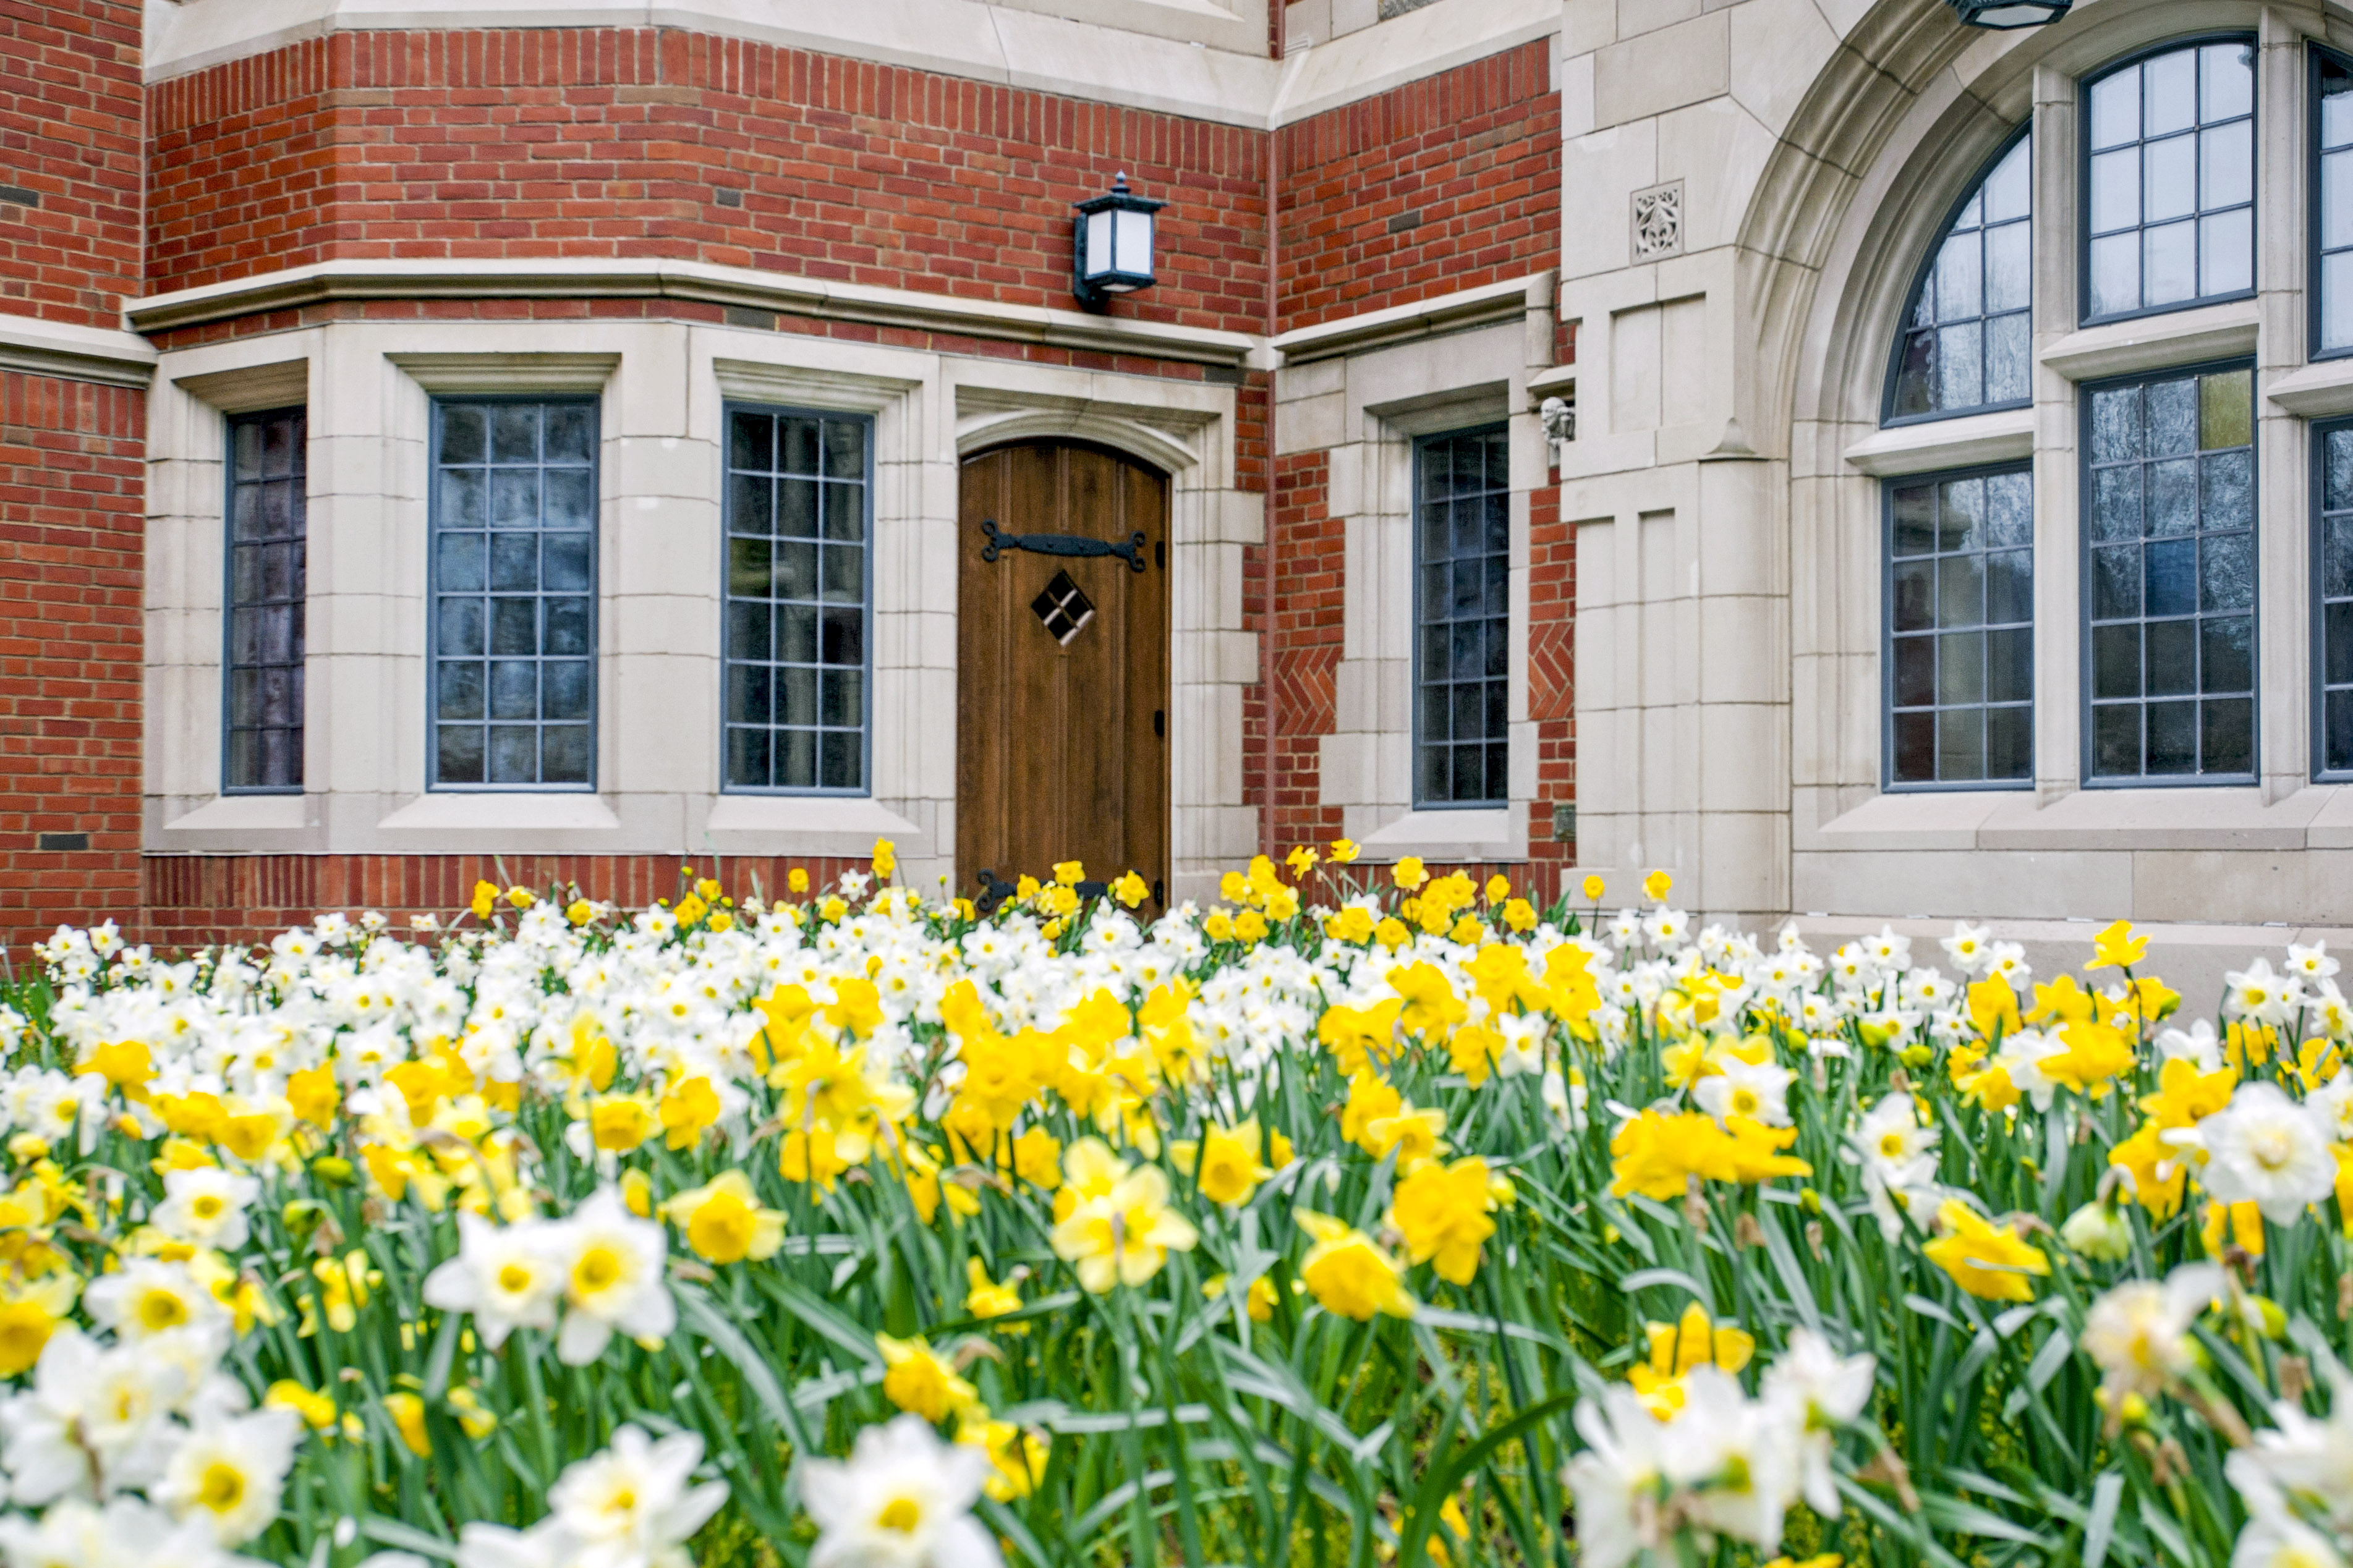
[1072,173,1164,309]
[1946,0,2069,26]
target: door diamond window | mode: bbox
[1032,571,1095,644]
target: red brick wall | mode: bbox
[0,0,144,330]
[1525,480,1574,890]
[1274,38,1558,332]
[147,30,1269,339]
[1267,447,1341,857]
[141,854,891,950]
[0,371,143,957]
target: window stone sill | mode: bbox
[1348,807,1520,862]
[1842,407,2033,477]
[2038,299,2259,384]
[699,794,924,859]
[1803,783,2353,854]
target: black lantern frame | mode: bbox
[1072,174,1165,308]
[1946,0,2070,26]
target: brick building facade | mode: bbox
[27,0,2331,985]
[0,0,1572,950]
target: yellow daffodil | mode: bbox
[1923,1201,2049,1302]
[877,1333,978,1423]
[662,1172,786,1265]
[1295,1211,1415,1321]
[1047,1139,1199,1293]
[1388,1156,1498,1286]
[1172,1120,1275,1207]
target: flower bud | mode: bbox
[311,1155,355,1188]
[2060,1200,2133,1262]
[282,1198,326,1244]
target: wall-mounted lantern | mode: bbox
[1945,0,2069,26]
[1073,173,1164,309]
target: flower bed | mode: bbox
[0,846,2347,1568]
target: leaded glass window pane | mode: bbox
[224,407,307,792]
[430,399,598,789]
[2085,367,2256,782]
[2318,425,2353,776]
[2318,51,2353,355]
[1413,426,1509,807]
[2084,41,2256,323]
[1886,466,2033,788]
[1889,136,2033,422]
[723,407,870,793]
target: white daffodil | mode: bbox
[0,1496,240,1568]
[2156,1017,2226,1073]
[1940,922,1994,977]
[83,1258,229,1344]
[1760,1328,1876,1519]
[2231,1379,2353,1537]
[1660,1366,1798,1553]
[2224,958,2303,1027]
[1693,1056,1795,1128]
[453,1519,566,1568]
[2080,1263,2222,1404]
[153,1406,302,1546]
[2286,942,2341,983]
[0,1328,193,1505]
[798,1413,1002,1568]
[151,1167,260,1253]
[2224,1508,2349,1568]
[1845,1093,1942,1241]
[2197,1083,2338,1226]
[1560,1385,1668,1568]
[423,1212,566,1350]
[547,1189,675,1367]
[545,1424,728,1568]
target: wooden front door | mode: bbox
[957,441,1168,907]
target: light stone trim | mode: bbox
[2036,298,2262,383]
[1269,272,1555,365]
[1281,307,1555,862]
[143,319,1254,900]
[147,0,1559,131]
[128,259,1261,367]
[0,312,156,389]
[1840,407,2034,477]
[2263,355,2353,417]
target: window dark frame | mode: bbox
[2313,415,2353,781]
[718,400,875,797]
[2076,356,2259,789]
[1879,459,2038,793]
[1880,124,2035,430]
[1408,423,1512,811]
[2310,42,2353,362]
[2077,33,2261,329]
[425,394,601,794]
[220,404,308,796]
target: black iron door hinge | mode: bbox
[980,519,1147,574]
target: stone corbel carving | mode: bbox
[1539,396,1575,465]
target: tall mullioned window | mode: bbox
[1889,136,2032,422]
[1886,466,2035,787]
[2316,423,2353,777]
[429,399,598,789]
[722,407,870,793]
[2085,366,2256,782]
[2316,49,2353,355]
[1413,426,1509,807]
[223,407,307,792]
[2083,40,2255,323]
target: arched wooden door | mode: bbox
[957,441,1168,908]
